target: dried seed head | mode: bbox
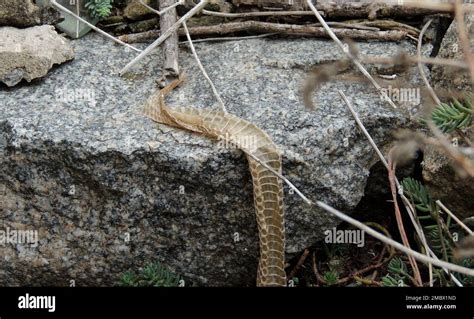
[390,138,420,167]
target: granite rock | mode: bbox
[422,125,474,220]
[0,33,423,286]
[0,25,74,87]
[431,14,474,91]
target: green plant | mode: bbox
[401,178,454,261]
[381,274,399,287]
[120,270,138,286]
[322,271,339,285]
[120,262,182,287]
[402,178,450,258]
[85,0,113,19]
[381,258,410,287]
[424,223,453,259]
[387,257,409,276]
[431,95,473,133]
[401,177,436,213]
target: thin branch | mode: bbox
[182,21,226,113]
[184,21,406,40]
[417,19,441,105]
[118,22,406,43]
[363,55,469,69]
[388,150,423,286]
[50,0,142,52]
[339,91,388,168]
[403,0,454,12]
[202,9,315,18]
[336,223,393,285]
[316,0,474,18]
[312,253,325,286]
[159,0,180,76]
[316,22,381,32]
[437,200,473,235]
[178,33,279,44]
[305,0,398,109]
[399,197,434,287]
[287,249,310,280]
[120,0,208,75]
[355,19,421,37]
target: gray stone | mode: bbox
[0,0,61,28]
[0,25,74,87]
[431,14,474,91]
[0,33,422,286]
[422,125,474,220]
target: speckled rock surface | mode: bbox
[0,33,422,286]
[431,14,473,91]
[422,125,474,220]
[0,25,74,87]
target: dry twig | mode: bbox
[417,19,441,105]
[437,200,473,235]
[118,22,406,43]
[287,249,310,280]
[159,0,180,76]
[305,0,398,109]
[388,150,423,286]
[182,22,227,112]
[120,0,208,75]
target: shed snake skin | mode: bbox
[143,76,287,286]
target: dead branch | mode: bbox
[287,248,310,280]
[362,54,469,69]
[201,9,315,18]
[117,21,407,43]
[316,1,453,20]
[306,0,398,108]
[160,0,180,76]
[351,19,421,38]
[417,19,442,105]
[186,21,407,39]
[388,149,423,287]
[182,22,227,112]
[209,1,458,19]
